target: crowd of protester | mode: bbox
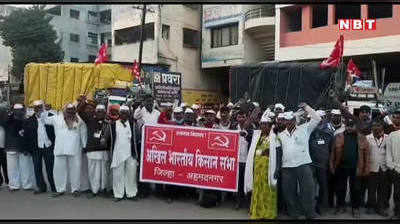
[0,94,400,220]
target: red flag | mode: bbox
[95,44,108,65]
[346,59,361,86]
[132,60,141,82]
[347,59,361,78]
[320,34,344,69]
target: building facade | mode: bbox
[201,4,275,97]
[111,4,220,105]
[0,5,17,83]
[275,4,400,83]
[47,5,112,63]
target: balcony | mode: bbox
[244,7,276,61]
[244,7,275,31]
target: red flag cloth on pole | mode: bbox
[132,60,141,82]
[346,59,361,86]
[347,59,362,78]
[320,34,344,69]
[95,44,108,65]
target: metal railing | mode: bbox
[244,7,275,21]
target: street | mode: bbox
[0,185,394,220]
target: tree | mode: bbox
[0,5,64,81]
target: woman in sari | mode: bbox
[245,111,278,219]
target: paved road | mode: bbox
[0,185,395,220]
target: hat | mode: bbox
[185,108,194,114]
[227,102,234,108]
[161,102,173,107]
[120,105,129,111]
[316,110,326,117]
[191,104,200,110]
[260,115,272,123]
[331,109,341,115]
[33,100,44,106]
[180,103,187,108]
[66,103,75,109]
[283,111,294,120]
[275,103,285,111]
[252,102,260,107]
[205,110,216,115]
[277,113,285,119]
[13,104,23,109]
[96,104,106,111]
[359,105,371,112]
[173,107,183,113]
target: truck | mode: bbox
[229,61,343,111]
[23,63,135,111]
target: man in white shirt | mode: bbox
[366,121,389,217]
[110,105,139,202]
[386,110,400,219]
[24,100,56,194]
[134,95,160,129]
[46,103,86,198]
[279,103,321,219]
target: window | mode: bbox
[162,24,170,40]
[114,23,155,45]
[100,9,111,25]
[88,10,99,24]
[70,58,79,62]
[101,32,112,45]
[211,23,238,48]
[183,28,200,48]
[335,4,361,24]
[47,6,61,16]
[70,9,80,20]
[70,33,80,43]
[286,7,302,32]
[88,32,98,45]
[88,55,97,62]
[368,4,392,19]
[312,5,328,28]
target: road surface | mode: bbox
[0,185,395,220]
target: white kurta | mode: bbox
[111,120,138,198]
[46,113,86,193]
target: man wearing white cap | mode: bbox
[134,95,160,129]
[77,99,111,199]
[110,105,139,202]
[331,109,345,136]
[184,108,196,126]
[172,107,184,126]
[278,103,321,219]
[23,100,56,194]
[1,104,36,191]
[274,103,285,114]
[309,109,335,215]
[45,103,86,198]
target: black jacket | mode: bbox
[110,119,140,160]
[309,122,334,169]
[1,114,26,153]
[23,114,56,151]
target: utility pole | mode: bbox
[138,4,147,75]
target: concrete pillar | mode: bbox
[393,5,400,21]
[361,5,368,19]
[328,4,335,25]
[302,6,312,30]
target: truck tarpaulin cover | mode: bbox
[24,63,133,110]
[230,62,335,111]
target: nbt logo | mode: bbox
[338,19,376,30]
